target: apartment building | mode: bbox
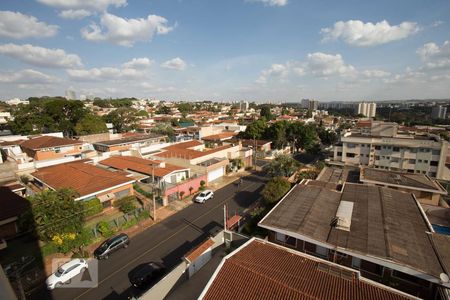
[258,181,450,299]
[357,102,377,118]
[332,120,450,180]
[431,106,447,119]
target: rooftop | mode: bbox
[31,161,134,198]
[94,133,166,147]
[200,239,415,300]
[259,182,445,279]
[360,167,447,194]
[0,186,30,221]
[19,135,82,150]
[156,142,233,160]
[99,156,187,178]
[202,132,237,141]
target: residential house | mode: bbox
[93,133,167,156]
[258,181,449,299]
[98,156,203,205]
[199,238,417,300]
[31,161,135,208]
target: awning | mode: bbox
[98,193,115,202]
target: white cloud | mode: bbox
[161,57,187,71]
[0,43,83,68]
[0,11,58,39]
[0,69,56,84]
[67,67,142,81]
[417,41,450,70]
[256,63,288,83]
[37,0,127,12]
[122,57,154,69]
[58,9,93,20]
[361,69,391,78]
[321,20,419,47]
[81,12,174,47]
[249,0,288,6]
[306,52,356,77]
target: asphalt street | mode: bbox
[30,171,267,300]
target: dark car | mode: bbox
[94,233,129,260]
[128,262,166,288]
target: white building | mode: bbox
[357,102,376,118]
[301,99,319,110]
[65,89,76,100]
[431,105,447,119]
[5,98,29,106]
[331,120,450,180]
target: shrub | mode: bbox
[179,191,185,199]
[97,221,113,237]
[199,180,206,191]
[189,186,194,195]
[83,198,103,217]
[133,184,152,198]
[41,242,58,257]
[114,196,136,214]
[20,175,30,184]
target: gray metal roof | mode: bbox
[260,182,445,278]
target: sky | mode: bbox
[0,0,449,102]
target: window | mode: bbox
[430,172,437,177]
[418,159,422,163]
[337,152,342,157]
[346,153,355,158]
[392,270,428,285]
[393,147,400,152]
[423,160,429,164]
[374,156,380,160]
[360,260,383,276]
[315,246,328,258]
[430,161,439,166]
[432,150,440,155]
[375,146,381,150]
[409,159,416,164]
[351,257,361,269]
[275,232,285,242]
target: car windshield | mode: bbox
[98,241,110,251]
[199,193,206,197]
[55,267,65,277]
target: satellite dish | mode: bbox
[440,273,450,283]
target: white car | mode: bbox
[194,190,214,203]
[46,258,88,290]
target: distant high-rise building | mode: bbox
[301,99,319,111]
[431,105,447,119]
[239,101,249,112]
[65,89,76,100]
[357,102,376,117]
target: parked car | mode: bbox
[46,259,88,290]
[128,262,166,288]
[94,233,129,260]
[194,190,214,203]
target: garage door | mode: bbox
[207,167,224,183]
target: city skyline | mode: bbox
[0,0,449,101]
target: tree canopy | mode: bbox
[105,107,139,133]
[264,154,301,177]
[260,105,273,120]
[19,189,84,241]
[75,114,107,136]
[261,176,291,205]
[9,97,87,136]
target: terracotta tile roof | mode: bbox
[0,186,30,221]
[185,238,214,262]
[20,136,82,150]
[99,156,187,178]
[201,239,415,300]
[202,132,238,141]
[31,161,134,198]
[163,140,203,150]
[156,144,233,160]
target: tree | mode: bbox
[156,105,171,115]
[105,107,139,133]
[19,189,84,241]
[136,110,149,118]
[261,177,291,205]
[240,119,267,140]
[264,154,300,177]
[317,127,337,146]
[177,103,193,117]
[264,121,288,149]
[75,114,107,135]
[295,124,317,152]
[151,123,175,141]
[260,105,273,120]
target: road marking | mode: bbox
[72,180,261,300]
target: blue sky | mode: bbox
[0,0,449,101]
